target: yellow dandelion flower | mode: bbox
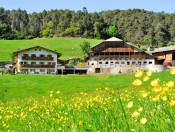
[132,111,140,118]
[152,84,162,92]
[135,70,143,78]
[56,90,60,95]
[162,96,167,101]
[50,93,53,97]
[140,118,147,125]
[54,99,60,104]
[138,107,143,112]
[58,127,62,131]
[166,81,174,88]
[20,112,26,119]
[105,87,109,91]
[169,100,175,106]
[132,79,142,86]
[143,76,149,82]
[151,79,159,86]
[127,101,133,108]
[141,91,148,98]
[163,86,169,92]
[146,70,152,76]
[152,96,160,102]
[170,67,175,75]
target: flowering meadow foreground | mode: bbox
[1,69,175,132]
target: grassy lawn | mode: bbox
[0,37,102,61]
[1,70,175,131]
[0,71,174,102]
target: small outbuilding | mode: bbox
[152,45,175,66]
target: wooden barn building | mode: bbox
[87,37,155,74]
[152,45,175,66]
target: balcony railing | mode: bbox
[22,56,54,61]
[21,64,55,68]
[90,55,146,61]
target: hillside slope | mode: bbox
[0,37,102,61]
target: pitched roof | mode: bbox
[152,45,175,53]
[125,42,155,58]
[91,37,123,49]
[91,37,154,58]
[104,37,123,42]
[13,46,62,57]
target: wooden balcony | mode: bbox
[21,64,55,68]
[22,56,54,61]
[90,55,146,61]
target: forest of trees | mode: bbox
[1,7,175,47]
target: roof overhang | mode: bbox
[13,46,62,57]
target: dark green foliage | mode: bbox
[0,7,175,47]
[106,26,118,37]
[5,68,13,74]
[80,41,91,58]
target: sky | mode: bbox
[0,0,175,14]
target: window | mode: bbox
[149,61,152,64]
[49,69,55,72]
[24,62,28,64]
[40,69,45,72]
[105,62,109,64]
[144,61,147,64]
[132,62,136,65]
[91,63,94,65]
[99,62,102,64]
[110,62,114,64]
[23,54,28,57]
[121,62,125,65]
[127,62,130,65]
[138,61,142,65]
[22,69,28,73]
[48,62,51,65]
[95,68,100,73]
[40,62,44,65]
[30,69,35,73]
[40,54,45,57]
[31,62,36,65]
[52,62,56,65]
[47,55,52,58]
[31,54,36,58]
[115,62,119,64]
[20,62,23,65]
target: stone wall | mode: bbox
[87,65,166,74]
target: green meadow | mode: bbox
[0,37,175,131]
[1,71,175,131]
[0,71,173,102]
[0,37,102,61]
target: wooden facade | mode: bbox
[88,37,155,71]
[89,37,154,61]
[152,46,175,65]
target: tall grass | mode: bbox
[0,69,175,131]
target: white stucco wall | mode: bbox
[88,59,155,68]
[17,47,58,74]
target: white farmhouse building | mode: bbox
[13,46,62,74]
